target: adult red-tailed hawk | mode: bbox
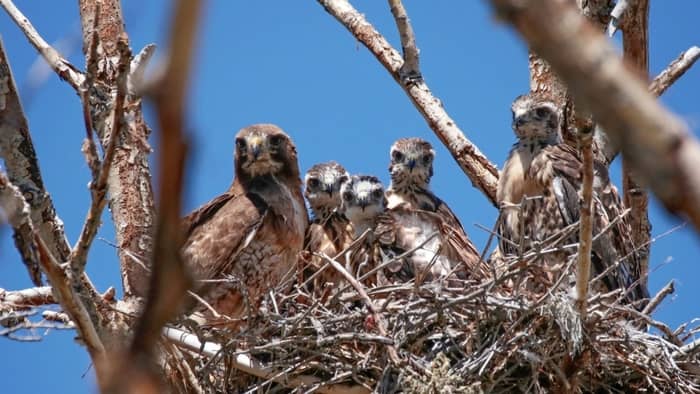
[496,94,648,306]
[301,161,353,293]
[182,124,308,327]
[386,138,485,280]
[340,174,477,285]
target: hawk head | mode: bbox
[511,94,561,141]
[389,137,435,190]
[340,175,386,236]
[234,124,300,181]
[304,161,349,220]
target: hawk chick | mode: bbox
[386,137,485,280]
[301,161,353,294]
[496,94,648,306]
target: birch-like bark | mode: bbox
[318,0,499,205]
[78,0,155,299]
[620,0,651,289]
[489,0,700,234]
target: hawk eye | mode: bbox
[307,178,320,189]
[342,191,354,202]
[422,154,432,164]
[372,189,383,199]
[535,107,548,118]
[269,135,284,147]
[235,138,246,151]
[392,150,404,162]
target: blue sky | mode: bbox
[1,1,698,392]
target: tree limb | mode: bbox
[0,0,84,90]
[387,0,420,80]
[620,0,651,293]
[649,46,700,97]
[78,0,156,299]
[489,0,700,235]
[318,0,499,205]
[71,37,130,277]
[0,286,55,307]
[0,171,107,383]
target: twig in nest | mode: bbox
[317,252,401,365]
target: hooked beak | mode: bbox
[323,183,333,196]
[513,115,526,129]
[407,159,416,171]
[249,136,263,160]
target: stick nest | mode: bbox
[164,254,700,394]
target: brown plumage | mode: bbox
[301,161,354,293]
[182,124,308,327]
[496,94,648,306]
[386,137,486,280]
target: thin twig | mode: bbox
[317,252,401,364]
[0,0,84,90]
[0,286,55,307]
[641,280,674,316]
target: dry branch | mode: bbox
[650,46,700,96]
[71,37,130,277]
[0,0,85,90]
[104,1,199,391]
[489,0,700,234]
[0,286,55,307]
[318,0,499,205]
[0,37,103,334]
[387,0,419,80]
[0,171,107,382]
[78,0,156,299]
[620,0,651,288]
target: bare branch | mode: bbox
[620,0,651,299]
[78,0,156,299]
[649,46,700,96]
[71,37,130,277]
[489,0,700,234]
[575,120,594,315]
[0,0,84,90]
[318,0,499,205]
[0,170,40,284]
[104,1,199,391]
[641,280,674,316]
[0,286,55,307]
[0,170,106,380]
[387,0,420,80]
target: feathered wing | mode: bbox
[533,144,648,305]
[181,186,268,302]
[375,205,487,284]
[422,193,487,279]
